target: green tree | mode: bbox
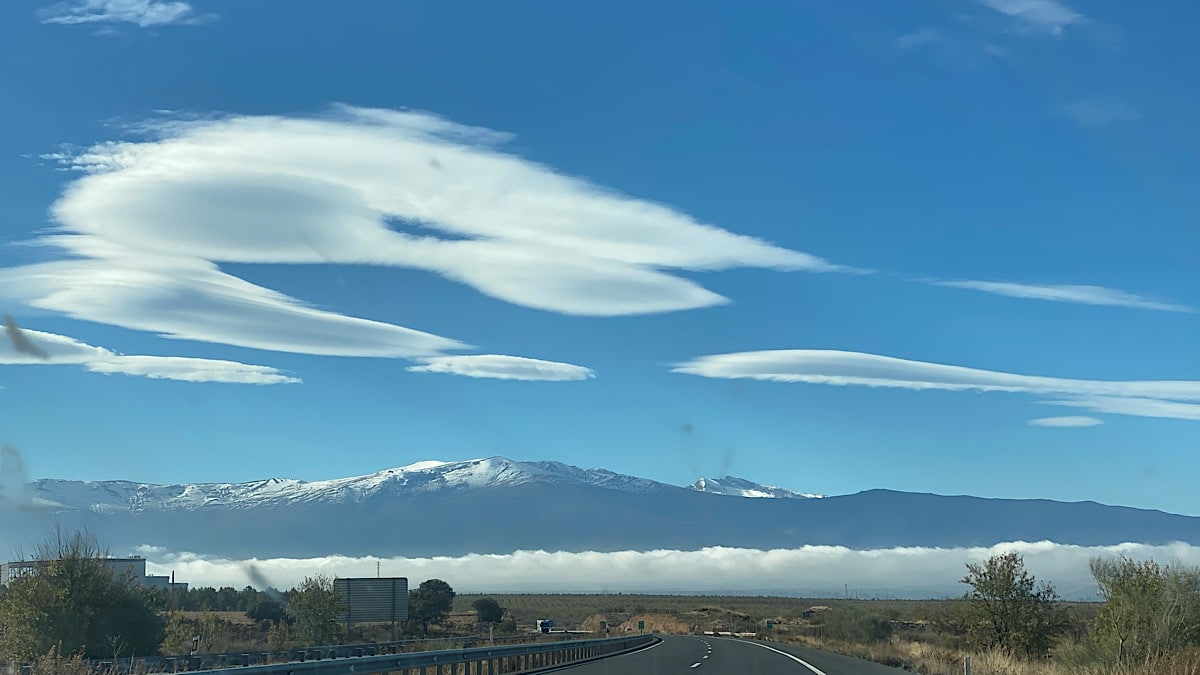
[247,596,285,623]
[1089,556,1200,663]
[407,579,456,636]
[286,574,344,645]
[472,597,505,625]
[960,552,1066,657]
[0,528,164,661]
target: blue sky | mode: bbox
[0,0,1197,514]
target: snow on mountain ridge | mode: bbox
[27,457,677,514]
[26,458,822,515]
[691,476,825,499]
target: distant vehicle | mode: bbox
[535,619,555,634]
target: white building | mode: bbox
[0,556,186,590]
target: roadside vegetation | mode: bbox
[0,530,476,670]
[767,553,1200,675]
[4,529,1199,674]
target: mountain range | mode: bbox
[2,457,1196,560]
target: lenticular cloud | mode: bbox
[673,349,1200,421]
[2,106,844,363]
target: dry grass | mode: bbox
[779,635,1200,675]
[23,645,93,675]
[174,611,255,626]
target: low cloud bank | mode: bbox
[139,541,1200,600]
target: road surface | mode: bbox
[548,635,901,674]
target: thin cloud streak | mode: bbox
[0,257,466,359]
[1047,397,1200,422]
[1028,416,1103,428]
[977,0,1085,36]
[408,355,596,381]
[673,350,1200,421]
[928,280,1191,312]
[1060,98,1140,129]
[142,542,1200,599]
[897,28,941,49]
[38,0,204,27]
[0,325,298,384]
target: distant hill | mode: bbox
[2,457,1196,559]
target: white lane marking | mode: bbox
[732,640,828,675]
[690,663,701,669]
[702,655,709,659]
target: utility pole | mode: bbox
[376,561,380,578]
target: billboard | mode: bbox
[334,577,409,624]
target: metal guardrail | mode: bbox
[92,634,544,674]
[150,635,657,675]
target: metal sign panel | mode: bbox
[334,577,408,623]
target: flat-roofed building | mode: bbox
[1,556,184,589]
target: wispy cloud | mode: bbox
[897,28,941,50]
[408,355,595,382]
[1047,397,1200,422]
[977,0,1085,36]
[0,324,298,384]
[38,0,207,27]
[929,280,1191,313]
[672,350,1200,421]
[143,542,1200,599]
[3,106,850,364]
[1028,416,1103,428]
[1060,98,1140,129]
[895,27,1006,67]
[1,257,466,359]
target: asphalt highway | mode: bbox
[545,635,902,674]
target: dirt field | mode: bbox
[176,610,256,625]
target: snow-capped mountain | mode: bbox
[5,456,1200,562]
[28,457,670,514]
[690,476,824,499]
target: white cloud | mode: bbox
[38,0,204,27]
[895,27,1007,67]
[1047,397,1200,422]
[5,106,847,360]
[897,28,941,49]
[1028,416,1103,427]
[142,542,1200,599]
[672,350,1200,421]
[408,355,596,381]
[1060,98,1141,129]
[978,0,1085,36]
[0,257,465,358]
[929,280,1191,312]
[0,325,298,384]
[673,350,1200,400]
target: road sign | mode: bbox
[334,577,408,626]
[637,620,645,631]
[766,621,774,630]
